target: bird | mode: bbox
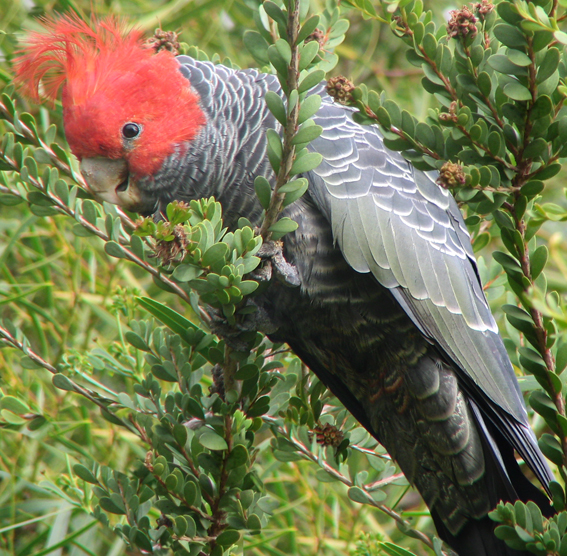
[14,13,556,556]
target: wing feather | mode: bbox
[306,99,554,490]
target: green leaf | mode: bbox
[125,331,150,352]
[519,347,548,377]
[488,54,528,75]
[376,106,391,129]
[202,243,229,267]
[503,82,532,101]
[556,343,567,374]
[104,241,127,259]
[247,514,262,530]
[266,128,283,173]
[521,180,544,198]
[530,245,548,280]
[523,137,547,159]
[52,374,75,392]
[540,202,567,220]
[235,363,259,380]
[226,445,249,469]
[473,232,490,252]
[238,280,258,295]
[199,432,228,451]
[254,176,272,210]
[30,205,59,217]
[291,151,322,174]
[0,396,29,414]
[73,464,98,484]
[267,44,288,76]
[329,18,349,40]
[487,131,502,156]
[263,1,287,29]
[553,30,567,45]
[530,391,558,424]
[298,40,320,71]
[297,15,320,44]
[377,541,419,556]
[493,251,522,276]
[243,31,270,65]
[531,95,553,120]
[347,486,368,504]
[536,163,561,180]
[136,296,202,336]
[549,480,565,511]
[1,410,26,425]
[0,194,24,206]
[269,217,298,235]
[298,94,322,124]
[298,70,325,94]
[537,47,560,83]
[184,481,197,506]
[477,72,492,97]
[98,496,126,515]
[173,264,204,282]
[539,433,564,466]
[174,516,188,537]
[292,124,322,145]
[185,515,197,537]
[282,177,309,206]
[265,91,287,126]
[422,33,438,60]
[274,38,292,66]
[152,364,177,382]
[507,49,532,67]
[493,23,527,48]
[216,529,240,546]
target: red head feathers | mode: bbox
[14,13,205,177]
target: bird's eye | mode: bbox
[122,123,141,139]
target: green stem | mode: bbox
[259,0,302,240]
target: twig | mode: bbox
[259,0,302,240]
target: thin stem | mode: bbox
[259,0,301,240]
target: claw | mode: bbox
[254,240,300,287]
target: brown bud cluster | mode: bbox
[327,76,355,106]
[474,0,494,20]
[154,224,189,265]
[310,423,345,448]
[438,101,459,124]
[306,28,326,47]
[437,162,466,189]
[146,28,181,55]
[447,6,478,40]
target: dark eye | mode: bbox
[122,123,141,139]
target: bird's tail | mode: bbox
[431,406,554,556]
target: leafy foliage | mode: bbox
[2,0,567,555]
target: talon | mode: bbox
[256,240,300,287]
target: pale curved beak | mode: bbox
[80,157,143,211]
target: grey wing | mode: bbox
[307,99,554,490]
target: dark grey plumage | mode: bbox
[137,57,555,555]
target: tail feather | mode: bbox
[432,403,554,556]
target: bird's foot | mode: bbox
[252,240,300,287]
